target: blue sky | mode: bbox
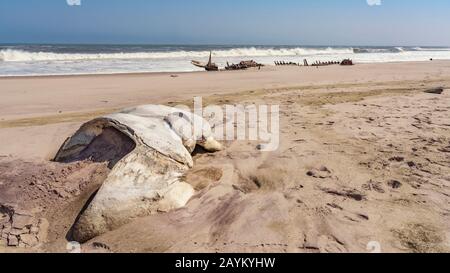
[1,0,449,46]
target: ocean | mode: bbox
[1,44,450,77]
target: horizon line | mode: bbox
[1,42,450,48]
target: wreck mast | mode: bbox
[208,51,213,66]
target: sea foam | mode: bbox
[1,45,450,76]
[0,47,353,62]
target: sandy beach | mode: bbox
[1,61,449,253]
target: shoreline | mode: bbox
[0,69,204,80]
[0,59,446,80]
[1,61,450,121]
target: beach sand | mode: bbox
[0,61,449,253]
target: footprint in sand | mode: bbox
[306,166,332,179]
[389,156,405,162]
[387,180,403,189]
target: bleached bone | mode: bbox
[54,105,222,242]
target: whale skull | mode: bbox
[54,105,222,242]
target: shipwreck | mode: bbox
[191,51,219,71]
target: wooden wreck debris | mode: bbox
[340,59,354,66]
[225,62,247,70]
[206,51,219,71]
[191,51,219,71]
[275,61,300,66]
[311,60,340,67]
[225,60,263,71]
[275,59,341,67]
[239,60,263,68]
[191,60,205,68]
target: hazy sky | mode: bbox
[1,0,449,46]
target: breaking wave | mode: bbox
[412,47,450,51]
[0,47,354,62]
[353,47,405,54]
[2,45,450,76]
